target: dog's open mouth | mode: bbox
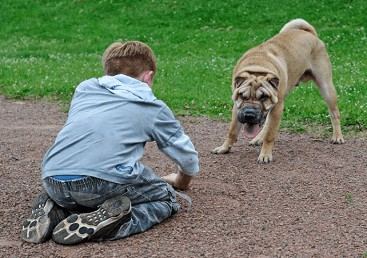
[243,123,261,139]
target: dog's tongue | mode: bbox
[243,123,261,139]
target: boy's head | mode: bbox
[102,41,157,80]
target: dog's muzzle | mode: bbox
[237,106,263,124]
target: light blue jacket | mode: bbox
[42,74,199,184]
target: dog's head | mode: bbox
[232,72,279,139]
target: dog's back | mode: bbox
[235,19,320,79]
[280,19,318,37]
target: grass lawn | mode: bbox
[0,0,366,136]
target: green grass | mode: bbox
[0,0,366,136]
[345,194,353,205]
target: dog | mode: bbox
[212,19,345,163]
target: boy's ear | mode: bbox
[142,71,155,87]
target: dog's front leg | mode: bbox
[212,105,242,154]
[257,102,284,163]
[249,116,269,146]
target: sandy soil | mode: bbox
[0,95,366,257]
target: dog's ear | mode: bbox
[234,77,246,88]
[269,77,279,89]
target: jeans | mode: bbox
[43,165,180,240]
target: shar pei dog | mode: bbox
[212,19,345,163]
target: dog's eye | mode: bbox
[239,94,249,101]
[260,95,269,101]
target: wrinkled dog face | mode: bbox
[232,73,279,139]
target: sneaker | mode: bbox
[20,193,67,244]
[52,195,131,245]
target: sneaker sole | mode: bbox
[20,193,55,243]
[52,195,131,245]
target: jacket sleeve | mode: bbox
[151,105,199,176]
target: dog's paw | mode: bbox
[249,138,263,146]
[211,146,231,154]
[331,136,345,144]
[257,153,273,164]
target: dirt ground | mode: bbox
[0,95,366,258]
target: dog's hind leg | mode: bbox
[311,52,345,144]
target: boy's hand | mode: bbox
[162,170,192,191]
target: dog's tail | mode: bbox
[280,19,318,37]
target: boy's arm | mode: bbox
[159,134,199,190]
[152,106,199,189]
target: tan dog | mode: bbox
[212,19,345,163]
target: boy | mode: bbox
[20,41,199,245]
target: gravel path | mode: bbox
[1,96,366,257]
